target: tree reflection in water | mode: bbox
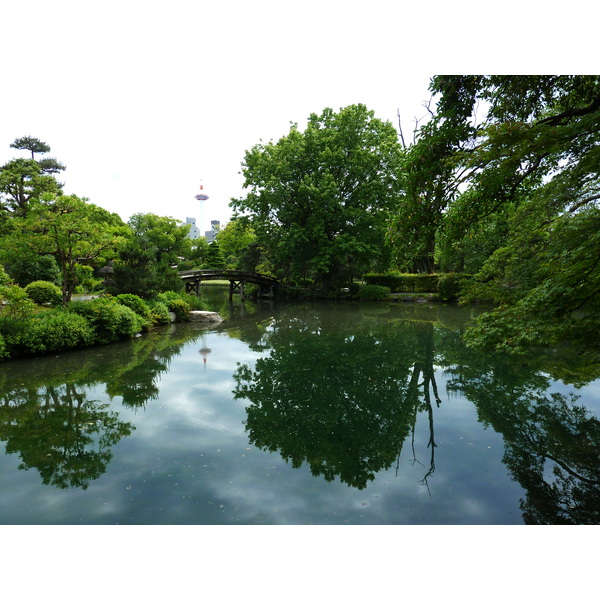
[233,309,444,490]
[233,304,600,523]
[442,343,600,524]
[0,383,133,489]
[0,325,206,489]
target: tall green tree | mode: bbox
[204,240,226,270]
[110,213,191,298]
[388,78,483,273]
[231,104,403,289]
[1,137,65,219]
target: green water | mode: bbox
[0,292,598,524]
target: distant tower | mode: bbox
[195,184,209,203]
[194,183,209,233]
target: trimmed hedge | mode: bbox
[147,300,172,325]
[362,272,439,293]
[359,284,391,301]
[115,293,151,319]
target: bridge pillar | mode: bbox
[229,280,246,301]
[186,280,200,296]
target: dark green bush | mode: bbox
[167,298,190,322]
[359,284,391,301]
[437,273,473,302]
[13,310,94,355]
[0,265,11,286]
[0,285,35,337]
[156,291,182,304]
[7,254,61,287]
[25,280,62,306]
[181,293,208,311]
[69,297,145,344]
[347,282,361,297]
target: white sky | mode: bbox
[1,1,593,236]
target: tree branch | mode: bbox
[537,96,600,126]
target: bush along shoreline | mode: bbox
[0,284,209,361]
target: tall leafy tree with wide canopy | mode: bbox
[231,104,403,289]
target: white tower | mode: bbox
[194,184,209,234]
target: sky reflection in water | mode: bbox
[0,300,598,525]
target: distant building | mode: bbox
[205,220,221,243]
[183,217,202,240]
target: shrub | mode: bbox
[359,284,391,301]
[0,285,35,335]
[437,273,473,302]
[156,291,182,304]
[167,298,190,322]
[14,310,94,355]
[115,294,151,319]
[346,282,361,298]
[147,300,171,325]
[69,297,145,344]
[0,265,12,286]
[157,292,191,321]
[181,293,208,311]
[25,280,62,306]
[7,254,61,287]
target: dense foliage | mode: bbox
[422,76,600,352]
[232,104,403,290]
[108,212,191,298]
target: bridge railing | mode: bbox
[178,269,278,284]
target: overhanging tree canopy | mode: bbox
[419,75,600,351]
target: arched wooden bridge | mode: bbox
[179,269,278,300]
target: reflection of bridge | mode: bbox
[179,269,278,301]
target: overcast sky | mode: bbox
[1,1,593,235]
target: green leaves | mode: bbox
[110,213,191,298]
[233,104,403,287]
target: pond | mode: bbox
[0,290,598,525]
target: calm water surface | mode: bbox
[0,292,598,524]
